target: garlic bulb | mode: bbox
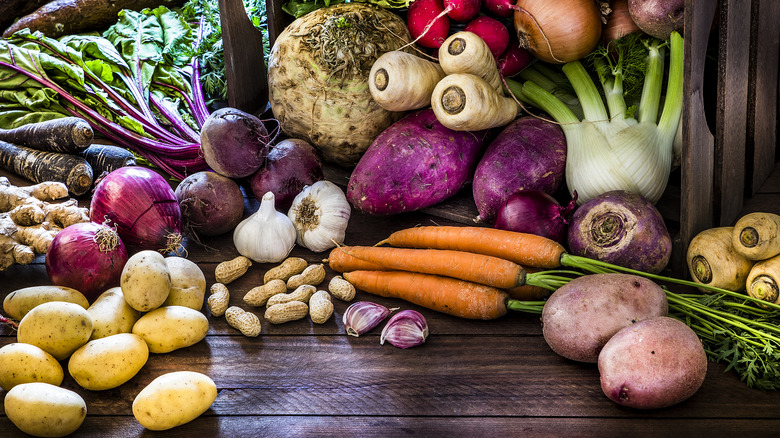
[233,191,296,263]
[288,180,351,252]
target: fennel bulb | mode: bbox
[514,31,684,204]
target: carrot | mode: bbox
[687,226,754,292]
[731,212,780,261]
[328,245,527,289]
[378,226,566,269]
[746,254,780,306]
[430,73,520,131]
[438,31,502,92]
[3,0,186,38]
[79,144,137,177]
[0,140,93,196]
[343,270,510,320]
[369,51,446,112]
[326,248,386,272]
[0,117,93,154]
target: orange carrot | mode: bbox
[378,226,566,269]
[325,247,386,272]
[342,270,510,320]
[329,245,526,289]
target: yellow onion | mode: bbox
[513,0,602,64]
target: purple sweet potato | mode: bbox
[347,108,488,215]
[472,116,566,223]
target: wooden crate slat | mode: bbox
[715,0,752,225]
[677,0,718,271]
[746,0,780,195]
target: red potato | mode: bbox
[599,316,708,409]
[541,273,668,363]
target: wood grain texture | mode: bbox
[3,163,780,436]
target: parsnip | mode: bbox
[746,254,780,306]
[732,212,780,261]
[369,51,445,112]
[686,226,754,292]
[431,73,519,131]
[438,31,502,92]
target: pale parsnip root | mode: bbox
[431,73,519,131]
[369,51,446,112]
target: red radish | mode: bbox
[407,0,451,49]
[483,0,516,18]
[464,16,510,59]
[444,0,482,22]
[497,42,532,77]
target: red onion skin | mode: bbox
[45,221,128,303]
[90,167,183,253]
[493,190,576,244]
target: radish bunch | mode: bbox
[406,0,531,77]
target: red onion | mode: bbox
[492,190,577,244]
[45,221,129,303]
[90,167,183,253]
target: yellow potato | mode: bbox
[87,287,141,339]
[0,343,64,391]
[120,250,171,312]
[132,371,217,431]
[132,306,209,353]
[17,301,93,361]
[68,333,149,391]
[3,285,88,321]
[4,382,87,437]
[162,256,207,310]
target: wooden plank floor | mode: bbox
[2,168,780,437]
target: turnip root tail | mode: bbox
[369,51,446,112]
[438,31,502,92]
[431,73,519,131]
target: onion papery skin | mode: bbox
[45,222,129,303]
[493,190,576,244]
[567,190,671,274]
[90,167,183,253]
[602,0,642,46]
[513,0,602,64]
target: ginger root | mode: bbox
[0,177,89,270]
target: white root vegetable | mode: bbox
[369,51,446,112]
[438,31,501,92]
[431,73,519,131]
[686,226,754,292]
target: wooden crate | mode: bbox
[235,0,780,272]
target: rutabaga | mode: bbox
[514,31,684,204]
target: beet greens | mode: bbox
[0,7,210,180]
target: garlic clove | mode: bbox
[380,310,429,349]
[343,301,396,337]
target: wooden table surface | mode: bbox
[2,169,780,438]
